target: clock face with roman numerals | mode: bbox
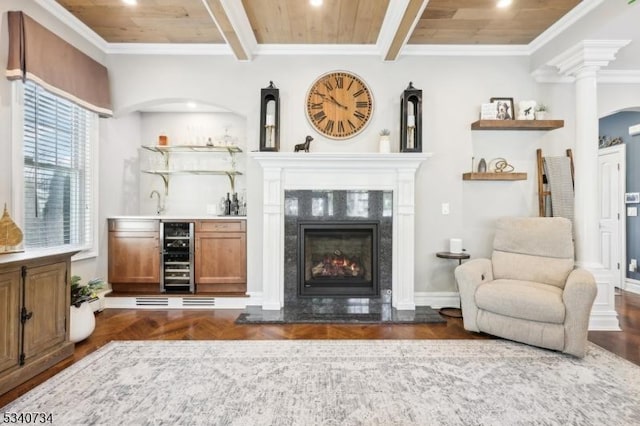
[306,71,373,139]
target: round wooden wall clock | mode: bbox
[305,71,373,139]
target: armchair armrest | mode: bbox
[454,258,493,332]
[562,268,597,357]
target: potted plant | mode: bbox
[535,104,548,120]
[70,275,105,342]
[379,129,391,153]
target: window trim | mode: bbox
[11,80,99,260]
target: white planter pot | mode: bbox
[69,302,96,343]
[535,111,546,120]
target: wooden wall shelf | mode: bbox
[471,120,564,131]
[462,172,527,181]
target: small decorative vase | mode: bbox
[379,136,391,153]
[70,302,96,343]
[477,158,487,173]
[535,111,546,120]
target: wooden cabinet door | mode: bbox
[0,270,20,373]
[108,231,160,283]
[195,232,246,292]
[23,262,67,361]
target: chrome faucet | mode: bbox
[150,190,165,215]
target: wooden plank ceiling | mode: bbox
[55,0,582,48]
[410,0,582,45]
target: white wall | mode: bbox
[105,53,574,295]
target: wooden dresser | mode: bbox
[0,250,76,396]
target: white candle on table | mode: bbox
[407,115,415,128]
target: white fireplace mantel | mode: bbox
[249,152,432,310]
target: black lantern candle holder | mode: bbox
[259,81,280,152]
[400,82,422,153]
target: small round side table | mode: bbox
[436,251,470,318]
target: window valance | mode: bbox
[6,11,112,117]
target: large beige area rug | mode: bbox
[3,340,640,425]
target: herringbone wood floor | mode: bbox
[1,290,638,407]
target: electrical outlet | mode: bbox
[628,207,638,217]
[441,203,450,215]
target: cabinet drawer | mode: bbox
[196,220,245,233]
[109,219,159,232]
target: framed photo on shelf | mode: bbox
[480,103,497,120]
[625,192,640,204]
[490,97,514,120]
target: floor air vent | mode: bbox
[135,297,169,307]
[182,298,216,307]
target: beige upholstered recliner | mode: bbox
[454,217,597,357]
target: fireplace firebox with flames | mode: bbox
[298,222,379,297]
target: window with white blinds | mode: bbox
[23,80,95,250]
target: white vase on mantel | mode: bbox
[535,111,547,120]
[379,136,391,153]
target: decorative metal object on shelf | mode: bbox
[489,157,515,173]
[0,203,24,254]
[294,135,313,152]
[260,81,280,152]
[400,82,422,152]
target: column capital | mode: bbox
[547,40,630,77]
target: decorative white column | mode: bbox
[261,167,284,310]
[548,40,629,330]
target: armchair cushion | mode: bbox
[475,279,565,324]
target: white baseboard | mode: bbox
[414,291,459,309]
[624,278,640,295]
[588,310,622,331]
[104,295,255,310]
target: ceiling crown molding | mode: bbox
[547,40,631,76]
[254,44,380,57]
[104,43,232,56]
[403,44,530,57]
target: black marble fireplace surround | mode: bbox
[235,190,445,324]
[285,190,391,308]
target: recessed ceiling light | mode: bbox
[187,102,197,109]
[497,0,512,8]
[122,0,137,6]
[310,0,323,7]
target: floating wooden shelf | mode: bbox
[470,120,564,131]
[462,172,527,181]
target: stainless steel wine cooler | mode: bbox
[160,221,194,293]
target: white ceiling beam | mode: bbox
[202,0,257,61]
[377,0,428,61]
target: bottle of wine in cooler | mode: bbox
[224,193,231,215]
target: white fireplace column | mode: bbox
[250,152,431,311]
[548,40,629,330]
